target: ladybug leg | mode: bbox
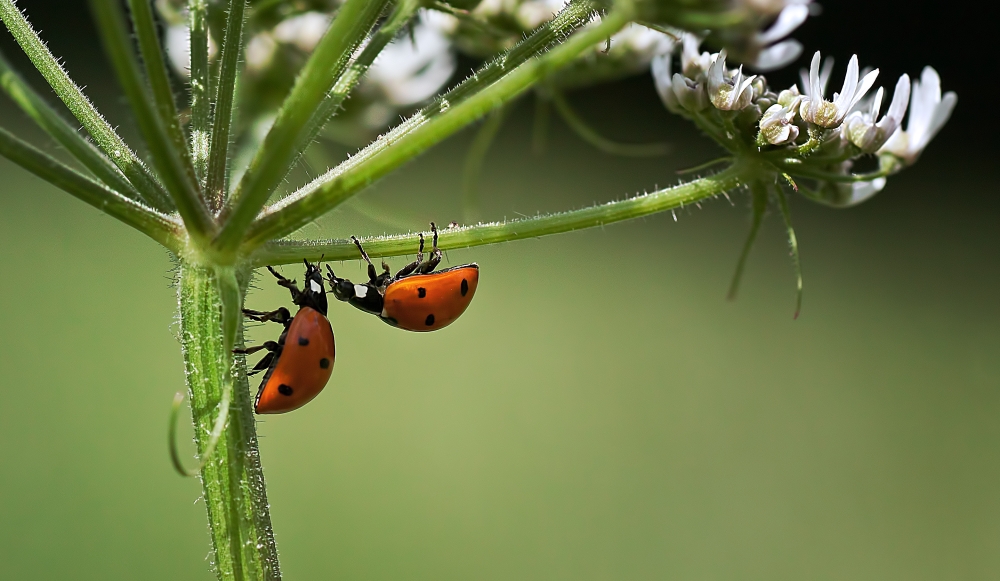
[351,236,380,284]
[394,232,425,279]
[266,266,303,302]
[242,307,293,328]
[417,222,442,274]
[233,340,280,356]
[246,351,276,376]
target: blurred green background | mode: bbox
[1,2,998,580]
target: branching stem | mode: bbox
[250,163,746,266]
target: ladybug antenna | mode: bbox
[168,376,233,478]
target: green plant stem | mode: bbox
[727,180,766,300]
[0,0,172,211]
[190,0,211,186]
[206,0,248,210]
[0,125,181,250]
[250,163,745,266]
[89,0,216,242]
[126,0,196,185]
[0,50,142,201]
[244,1,617,249]
[548,88,671,157]
[216,0,392,250]
[178,264,280,581]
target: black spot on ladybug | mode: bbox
[278,384,294,396]
[461,279,469,296]
[298,336,309,346]
[319,358,330,369]
[425,314,435,326]
[418,287,427,298]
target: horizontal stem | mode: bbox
[215,0,392,252]
[242,0,612,249]
[0,49,142,201]
[90,0,215,241]
[0,125,181,250]
[0,0,173,210]
[249,163,745,266]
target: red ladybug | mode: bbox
[326,222,479,331]
[234,261,335,414]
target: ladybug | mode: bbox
[234,260,335,414]
[326,222,479,331]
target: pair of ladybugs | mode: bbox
[235,223,479,414]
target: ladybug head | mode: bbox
[301,260,329,314]
[324,265,356,303]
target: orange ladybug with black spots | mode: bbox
[326,223,479,332]
[234,261,335,414]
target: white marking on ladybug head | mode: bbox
[354,284,368,299]
[310,280,322,293]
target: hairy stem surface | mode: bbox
[178,264,280,581]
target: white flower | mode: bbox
[844,74,910,152]
[671,73,709,112]
[608,23,674,58]
[879,67,957,164]
[759,103,799,144]
[707,51,757,111]
[365,11,457,107]
[827,176,887,207]
[750,3,809,71]
[799,52,879,128]
[651,48,681,113]
[680,33,712,78]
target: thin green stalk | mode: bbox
[178,264,280,581]
[462,106,506,222]
[190,0,211,185]
[0,50,142,202]
[243,5,626,249]
[126,0,196,186]
[0,0,172,210]
[549,89,671,157]
[0,125,180,250]
[206,0,248,210]
[773,185,802,319]
[89,0,216,242]
[727,180,767,300]
[216,0,392,248]
[250,163,746,266]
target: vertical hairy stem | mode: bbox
[179,264,280,581]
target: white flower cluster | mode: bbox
[651,32,956,206]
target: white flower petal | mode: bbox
[752,40,802,71]
[757,4,810,44]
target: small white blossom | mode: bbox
[680,34,713,78]
[672,73,709,112]
[879,66,957,164]
[750,3,809,71]
[799,52,879,128]
[651,46,681,113]
[844,74,910,152]
[827,176,887,207]
[707,51,757,111]
[759,103,799,144]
